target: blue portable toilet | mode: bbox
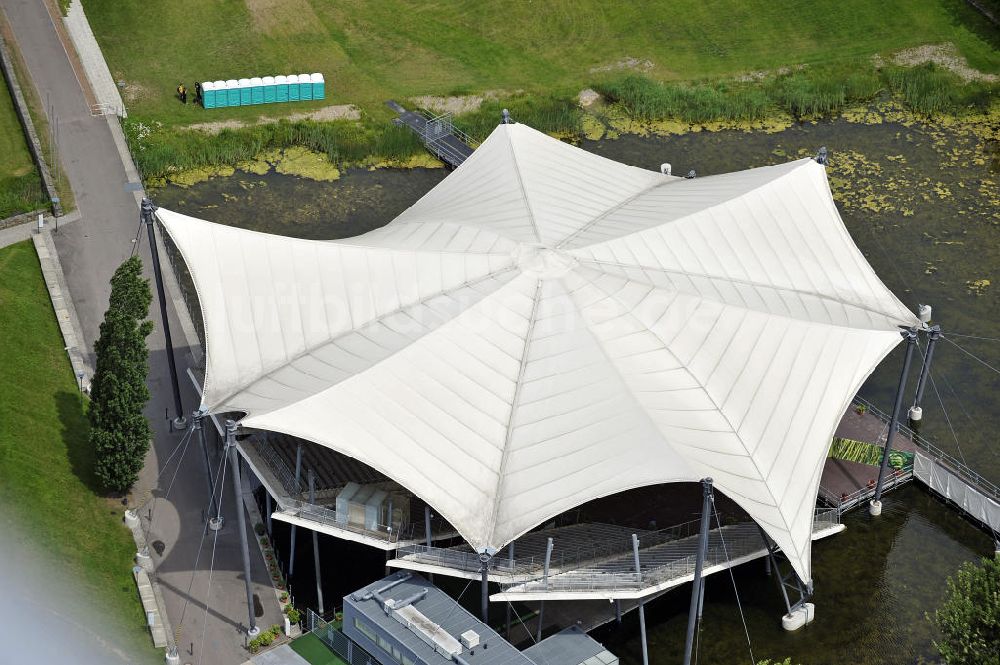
[287,74,300,101]
[250,77,264,105]
[298,73,312,100]
[274,75,288,103]
[310,73,325,100]
[225,79,240,106]
[201,81,216,109]
[213,80,227,108]
[238,78,252,105]
[262,76,276,103]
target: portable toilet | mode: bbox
[201,81,215,109]
[262,76,276,103]
[225,79,240,106]
[287,74,300,101]
[298,73,312,100]
[274,75,288,103]
[310,73,325,100]
[238,78,252,105]
[250,77,264,105]
[212,80,227,108]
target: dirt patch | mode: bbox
[590,57,654,74]
[244,0,322,37]
[121,82,151,104]
[182,104,361,134]
[409,91,508,115]
[889,43,998,83]
[734,65,805,82]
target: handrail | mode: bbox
[852,395,999,501]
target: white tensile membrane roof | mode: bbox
[158,122,917,585]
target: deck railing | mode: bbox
[852,395,999,503]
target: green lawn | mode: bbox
[0,69,45,218]
[82,0,999,126]
[290,632,349,665]
[0,241,154,660]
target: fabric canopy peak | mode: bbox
[158,122,917,584]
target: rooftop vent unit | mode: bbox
[392,604,462,657]
[460,630,480,649]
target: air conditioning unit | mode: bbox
[460,630,480,649]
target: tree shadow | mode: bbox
[55,389,102,494]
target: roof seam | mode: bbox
[555,176,674,249]
[484,279,542,551]
[504,126,544,244]
[574,257,909,331]
[565,158,813,252]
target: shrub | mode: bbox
[280,592,288,603]
[254,523,265,536]
[933,556,1000,664]
[286,608,301,624]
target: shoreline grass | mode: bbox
[0,29,47,218]
[593,63,997,125]
[0,241,154,661]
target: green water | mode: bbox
[154,115,999,664]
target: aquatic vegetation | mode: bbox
[274,147,340,181]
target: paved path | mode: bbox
[0,1,281,662]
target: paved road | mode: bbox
[0,1,282,662]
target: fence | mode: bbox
[305,609,377,665]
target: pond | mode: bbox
[155,112,999,665]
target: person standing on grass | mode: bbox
[194,81,202,106]
[177,82,187,104]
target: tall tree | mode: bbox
[89,256,153,493]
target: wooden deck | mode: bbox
[820,403,916,501]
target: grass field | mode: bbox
[290,633,348,665]
[0,241,154,659]
[0,69,45,218]
[83,0,999,126]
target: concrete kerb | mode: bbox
[31,227,92,388]
[61,0,124,116]
[125,510,175,650]
[0,27,62,216]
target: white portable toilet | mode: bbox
[201,80,215,108]
[225,79,239,106]
[249,76,264,105]
[275,74,289,102]
[298,73,313,100]
[310,72,325,100]
[287,74,300,101]
[237,78,252,105]
[262,75,276,103]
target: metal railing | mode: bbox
[852,395,999,502]
[395,518,730,580]
[249,435,303,498]
[818,466,913,515]
[305,609,375,665]
[496,510,838,595]
[282,498,455,545]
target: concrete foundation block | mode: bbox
[781,603,814,631]
[869,499,882,516]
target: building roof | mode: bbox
[347,572,532,665]
[158,122,917,584]
[523,626,615,665]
